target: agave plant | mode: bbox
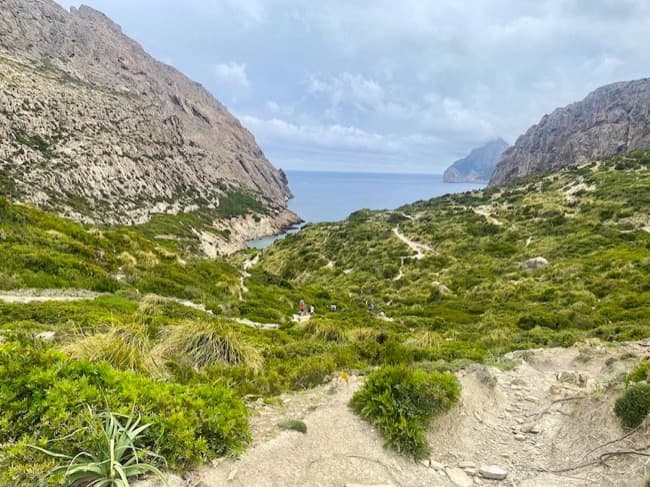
[34,410,168,486]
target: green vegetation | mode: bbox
[626,361,650,385]
[277,419,307,434]
[0,343,249,484]
[350,366,460,459]
[35,410,167,486]
[0,151,648,482]
[614,384,650,428]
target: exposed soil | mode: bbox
[140,340,650,487]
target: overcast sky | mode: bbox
[56,1,650,173]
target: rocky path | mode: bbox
[392,227,432,259]
[0,289,103,303]
[144,340,649,487]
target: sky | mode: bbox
[56,0,650,173]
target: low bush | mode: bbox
[614,384,650,428]
[0,343,250,484]
[627,361,650,385]
[277,419,307,434]
[350,365,460,459]
[160,320,263,372]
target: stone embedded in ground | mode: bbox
[523,257,549,270]
[458,461,477,469]
[479,465,508,480]
[36,331,56,342]
[430,460,445,470]
[522,424,541,434]
[446,467,474,487]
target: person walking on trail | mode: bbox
[309,304,315,316]
[299,298,306,315]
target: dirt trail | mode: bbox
[392,227,432,259]
[146,340,649,487]
[0,289,103,303]
[472,206,503,226]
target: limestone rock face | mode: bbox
[0,0,297,234]
[490,78,650,186]
[443,138,508,183]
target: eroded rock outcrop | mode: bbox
[0,0,300,250]
[490,78,650,186]
[443,138,508,183]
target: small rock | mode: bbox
[522,424,541,434]
[514,434,526,441]
[36,331,56,342]
[430,460,445,471]
[479,465,508,481]
[446,467,473,487]
[523,256,549,270]
[458,461,476,469]
[227,468,239,481]
[419,458,431,468]
[515,418,525,425]
[524,396,538,403]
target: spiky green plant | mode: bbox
[160,320,263,372]
[34,410,168,486]
[65,324,159,376]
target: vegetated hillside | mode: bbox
[443,138,508,183]
[0,0,299,253]
[0,152,648,484]
[490,78,650,186]
[258,151,649,353]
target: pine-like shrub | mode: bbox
[614,384,650,428]
[350,365,460,459]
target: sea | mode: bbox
[248,170,484,248]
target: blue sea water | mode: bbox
[248,170,484,248]
[285,170,483,223]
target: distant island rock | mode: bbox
[490,78,650,186]
[443,139,509,183]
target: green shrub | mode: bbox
[160,320,263,372]
[0,343,250,484]
[614,384,650,428]
[277,419,307,434]
[627,361,650,385]
[350,365,460,459]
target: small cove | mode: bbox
[248,170,484,248]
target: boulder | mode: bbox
[479,465,508,481]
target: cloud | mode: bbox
[52,0,650,172]
[240,115,400,154]
[308,72,385,111]
[214,62,251,90]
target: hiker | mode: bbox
[299,298,306,315]
[368,302,375,312]
[309,304,315,315]
[330,304,337,312]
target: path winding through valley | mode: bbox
[142,340,649,487]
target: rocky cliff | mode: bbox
[490,78,650,186]
[443,138,508,183]
[0,0,299,251]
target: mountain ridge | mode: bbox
[0,0,299,252]
[443,138,508,183]
[490,78,650,186]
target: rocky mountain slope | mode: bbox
[490,78,650,186]
[0,0,299,251]
[443,138,508,183]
